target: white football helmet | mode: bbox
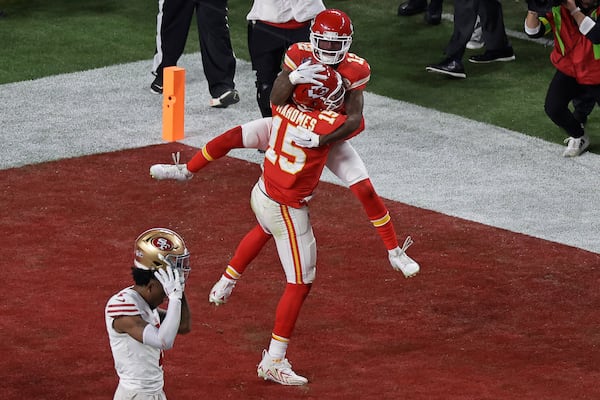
[134,228,191,281]
[310,9,354,65]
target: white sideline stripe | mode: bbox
[1,54,598,254]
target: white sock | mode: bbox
[267,337,288,360]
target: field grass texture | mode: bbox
[0,0,598,152]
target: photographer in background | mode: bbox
[525,0,600,156]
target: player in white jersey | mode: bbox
[105,228,191,400]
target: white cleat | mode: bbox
[208,276,237,305]
[257,350,308,386]
[150,152,193,181]
[388,236,420,278]
[562,135,590,157]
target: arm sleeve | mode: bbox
[142,298,182,350]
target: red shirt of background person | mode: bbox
[546,3,600,84]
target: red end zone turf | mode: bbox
[1,143,599,399]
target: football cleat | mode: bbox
[388,236,420,278]
[208,276,237,305]
[257,350,308,386]
[562,135,590,157]
[150,152,193,181]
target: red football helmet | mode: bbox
[292,64,345,112]
[310,9,353,65]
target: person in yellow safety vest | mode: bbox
[525,0,600,156]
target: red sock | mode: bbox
[224,224,271,279]
[273,283,311,339]
[186,125,243,172]
[349,179,399,250]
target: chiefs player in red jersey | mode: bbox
[250,69,350,386]
[272,8,367,144]
[152,9,420,308]
[152,66,356,385]
[271,8,421,276]
[199,10,420,305]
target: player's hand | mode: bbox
[154,266,184,300]
[288,60,327,86]
[289,126,321,148]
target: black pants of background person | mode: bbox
[573,97,596,125]
[397,0,444,25]
[545,70,599,139]
[445,0,510,61]
[247,21,311,117]
[152,0,236,99]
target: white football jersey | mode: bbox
[105,287,164,392]
[246,0,325,24]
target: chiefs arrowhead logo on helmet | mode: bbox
[292,64,345,112]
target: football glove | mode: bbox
[289,126,321,148]
[288,60,327,86]
[154,266,184,300]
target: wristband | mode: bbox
[571,7,580,16]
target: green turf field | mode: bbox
[0,0,597,153]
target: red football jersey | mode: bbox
[263,103,348,208]
[283,42,371,91]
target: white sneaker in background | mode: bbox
[562,135,590,157]
[466,16,485,50]
[209,89,240,108]
[257,350,308,386]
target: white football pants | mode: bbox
[250,180,317,284]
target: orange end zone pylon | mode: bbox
[162,66,185,142]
